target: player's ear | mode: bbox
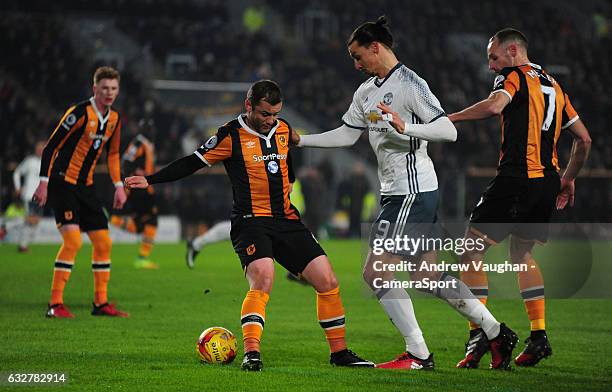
[371,42,379,54]
[507,43,518,57]
[245,98,252,113]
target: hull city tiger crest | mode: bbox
[277,134,287,147]
[246,244,256,256]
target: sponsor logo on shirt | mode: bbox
[252,153,287,162]
[267,161,279,174]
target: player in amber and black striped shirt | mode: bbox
[32,66,129,319]
[125,80,373,371]
[449,28,592,368]
[110,130,160,270]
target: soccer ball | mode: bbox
[196,327,238,364]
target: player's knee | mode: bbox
[246,261,274,292]
[316,273,338,293]
[251,274,274,292]
[410,269,442,283]
[509,240,533,264]
[362,267,377,287]
[63,233,82,253]
[92,232,112,255]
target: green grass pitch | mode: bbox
[1,240,611,391]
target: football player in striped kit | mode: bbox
[33,66,128,319]
[126,80,373,371]
[449,28,592,368]
[293,16,518,370]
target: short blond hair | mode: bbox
[93,66,120,85]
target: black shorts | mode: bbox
[126,188,158,231]
[469,174,560,243]
[47,178,107,232]
[230,217,326,275]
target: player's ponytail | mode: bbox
[375,15,387,27]
[347,15,394,49]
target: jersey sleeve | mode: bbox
[144,143,155,175]
[287,151,295,183]
[194,127,232,166]
[39,104,86,179]
[561,93,580,129]
[491,68,520,101]
[404,75,446,123]
[106,117,122,185]
[341,85,367,129]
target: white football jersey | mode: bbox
[342,63,446,195]
[13,155,42,201]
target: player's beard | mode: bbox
[248,116,271,134]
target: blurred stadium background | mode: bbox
[1,0,611,241]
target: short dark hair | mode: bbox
[347,15,393,49]
[492,28,528,50]
[93,66,120,84]
[247,80,283,106]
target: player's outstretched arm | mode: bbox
[377,102,457,142]
[448,91,510,123]
[297,124,362,148]
[126,154,206,189]
[556,119,592,210]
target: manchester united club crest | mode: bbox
[383,92,393,105]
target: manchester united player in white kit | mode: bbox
[12,141,45,252]
[292,16,519,370]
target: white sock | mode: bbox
[192,221,231,250]
[431,273,500,339]
[376,285,430,359]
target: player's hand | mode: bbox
[124,176,149,190]
[32,181,48,207]
[556,177,575,210]
[289,129,301,146]
[113,186,127,209]
[377,102,405,134]
[448,113,459,123]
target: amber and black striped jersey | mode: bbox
[40,97,122,186]
[122,134,155,177]
[492,63,579,178]
[194,115,299,220]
